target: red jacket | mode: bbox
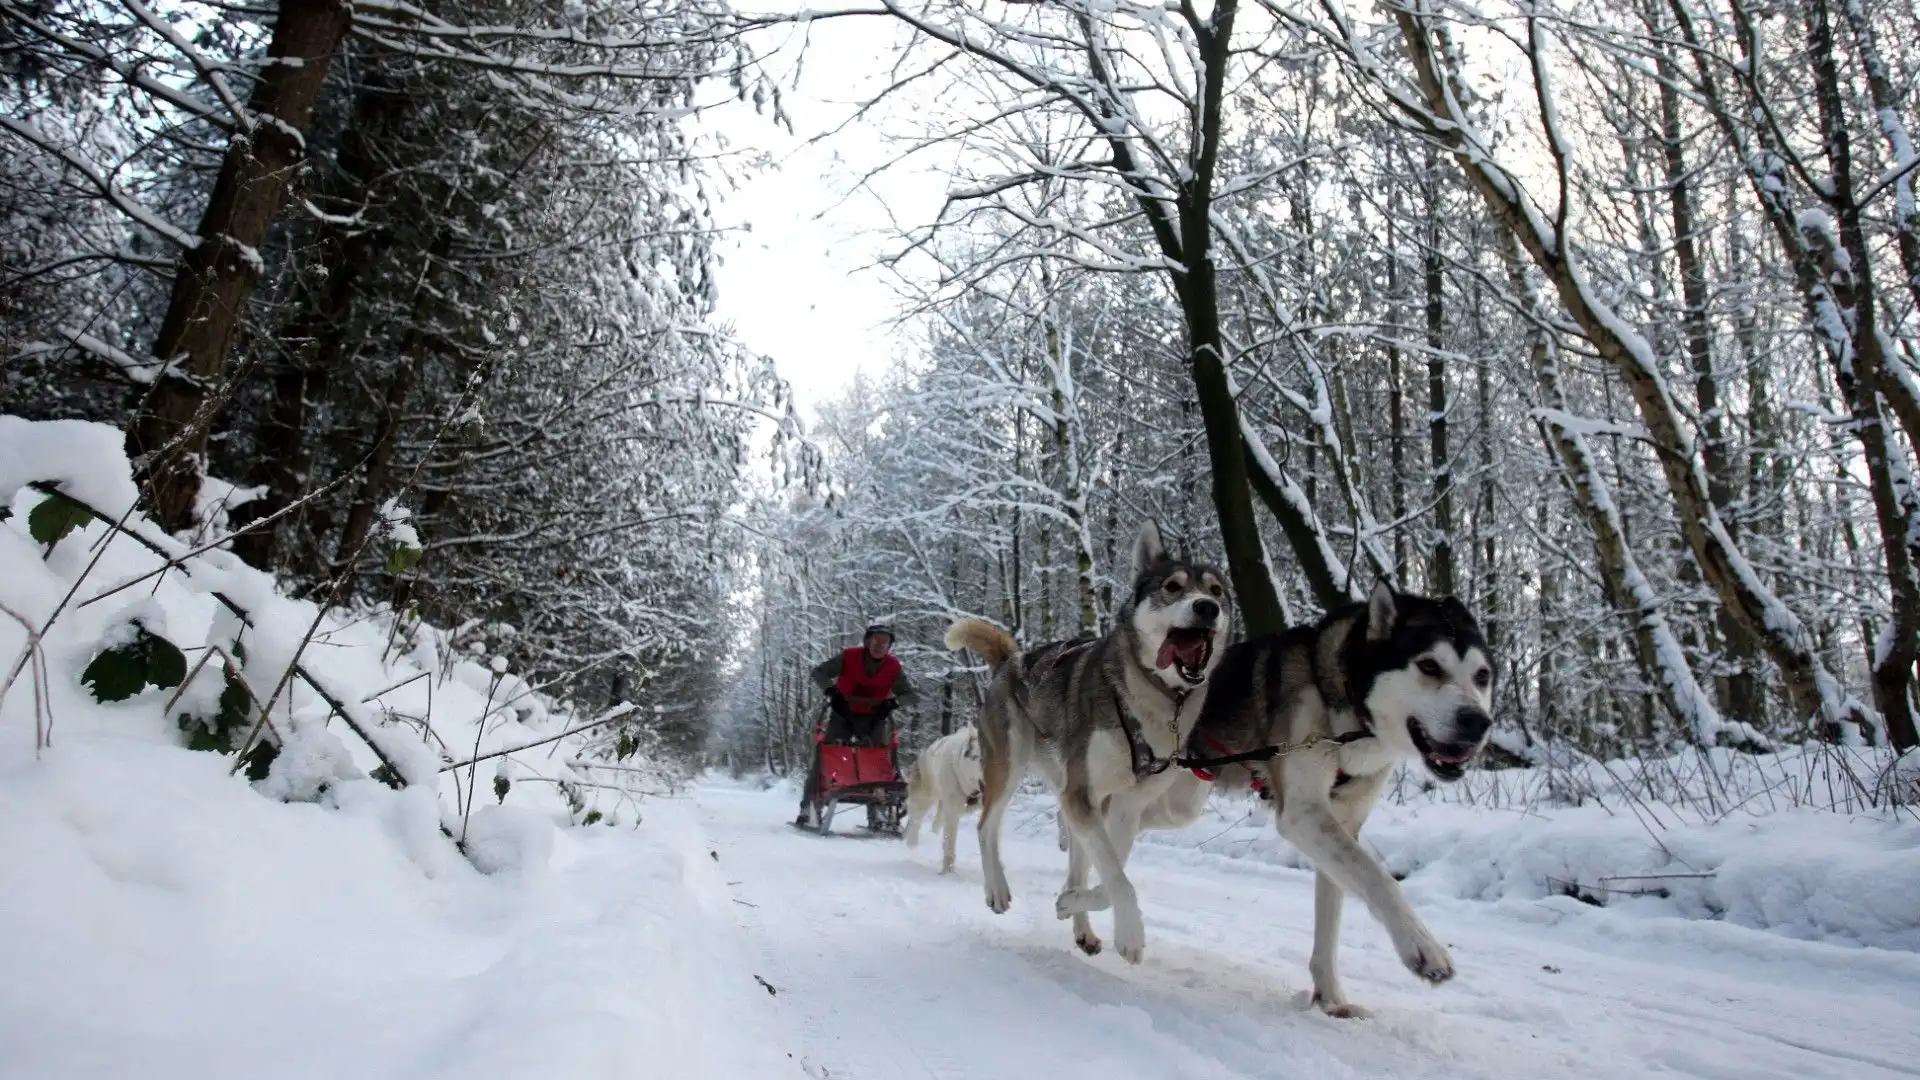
[832,647,902,714]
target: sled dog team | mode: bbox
[904,519,1495,1017]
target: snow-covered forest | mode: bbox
[723,0,1920,778]
[3,0,1918,1075]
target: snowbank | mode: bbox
[0,416,807,1076]
[1103,794,1920,952]
[0,723,802,1079]
[0,417,667,838]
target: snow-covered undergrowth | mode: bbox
[991,741,1920,953]
[1,416,669,883]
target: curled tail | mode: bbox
[945,618,1018,666]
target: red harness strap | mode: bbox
[1188,732,1350,794]
[1188,731,1270,795]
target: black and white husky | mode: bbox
[1143,580,1495,1016]
[944,521,1233,963]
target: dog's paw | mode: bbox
[1112,910,1146,964]
[985,884,1012,914]
[1074,926,1103,955]
[939,863,954,875]
[1397,927,1454,985]
[1053,886,1110,919]
[1308,990,1371,1020]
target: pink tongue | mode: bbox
[1157,640,1179,669]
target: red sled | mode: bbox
[800,736,907,836]
[820,744,897,789]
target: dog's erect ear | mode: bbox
[1366,578,1397,641]
[1131,519,1166,577]
[1440,594,1476,630]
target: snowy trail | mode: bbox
[695,782,1920,1080]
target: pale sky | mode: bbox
[693,13,953,421]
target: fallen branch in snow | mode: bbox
[439,703,640,772]
[71,461,372,614]
[1546,871,1717,904]
[1598,872,1717,883]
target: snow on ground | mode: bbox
[701,779,1919,1080]
[7,738,1918,1080]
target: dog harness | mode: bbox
[1111,684,1189,780]
[1103,657,1375,792]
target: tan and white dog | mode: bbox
[945,521,1233,963]
[903,725,984,873]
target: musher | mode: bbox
[795,623,918,825]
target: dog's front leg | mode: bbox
[1307,773,1389,1018]
[937,798,960,874]
[1059,786,1146,963]
[1056,831,1103,955]
[1277,782,1452,992]
[1308,871,1364,1018]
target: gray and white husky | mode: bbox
[1142,579,1495,1016]
[944,520,1232,963]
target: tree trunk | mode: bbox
[1839,0,1920,391]
[1472,268,1499,653]
[1656,53,1763,726]
[1530,290,1742,747]
[127,0,353,531]
[1668,0,1916,744]
[1803,0,1919,747]
[1083,0,1285,635]
[1387,217,1409,580]
[330,357,418,591]
[1424,153,1454,597]
[229,225,379,570]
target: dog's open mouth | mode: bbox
[1408,721,1476,781]
[1155,627,1214,684]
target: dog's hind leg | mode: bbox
[1058,784,1146,963]
[975,721,1021,914]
